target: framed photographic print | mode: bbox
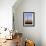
[23,12,35,27]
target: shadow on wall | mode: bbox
[12,0,41,46]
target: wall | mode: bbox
[13,0,41,46]
[0,0,16,30]
[41,0,46,46]
[1,0,45,46]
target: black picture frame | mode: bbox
[23,12,35,27]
